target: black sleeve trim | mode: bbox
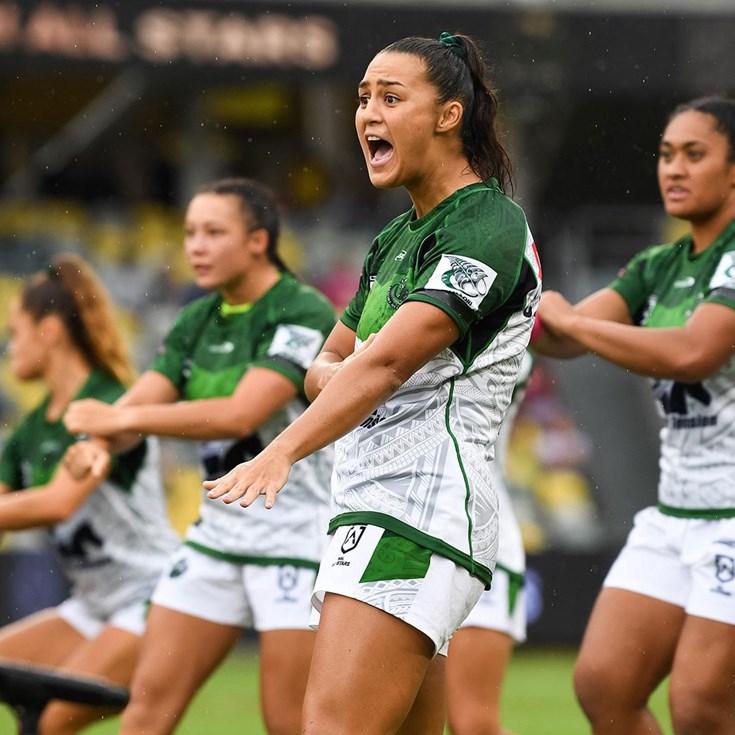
[709,286,735,305]
[409,289,475,324]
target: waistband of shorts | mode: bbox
[657,502,735,520]
[184,541,320,569]
[328,511,493,588]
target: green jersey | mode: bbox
[610,220,735,517]
[0,369,178,619]
[152,273,336,566]
[334,181,542,586]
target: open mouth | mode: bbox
[367,135,393,165]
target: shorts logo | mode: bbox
[341,525,367,554]
[276,565,299,603]
[712,553,735,596]
[169,558,188,578]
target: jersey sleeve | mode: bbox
[341,239,380,332]
[705,247,735,311]
[0,429,23,489]
[149,305,201,391]
[407,206,532,336]
[608,246,660,324]
[250,287,337,392]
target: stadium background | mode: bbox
[0,0,733,664]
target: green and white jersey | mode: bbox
[333,181,542,587]
[151,273,336,567]
[610,220,735,517]
[0,369,178,620]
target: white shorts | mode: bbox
[152,545,317,631]
[604,506,735,625]
[460,564,526,643]
[57,596,148,639]
[310,525,485,657]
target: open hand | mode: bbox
[203,448,293,510]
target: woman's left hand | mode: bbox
[203,448,293,509]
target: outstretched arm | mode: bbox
[205,301,460,509]
[65,368,296,443]
[540,292,735,381]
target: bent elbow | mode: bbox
[668,353,717,383]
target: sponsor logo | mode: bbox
[340,525,367,554]
[359,407,386,430]
[208,341,235,354]
[169,557,188,578]
[673,276,696,288]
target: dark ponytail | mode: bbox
[195,177,290,273]
[383,33,514,193]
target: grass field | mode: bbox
[0,646,672,734]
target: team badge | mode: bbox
[340,525,367,554]
[268,324,323,369]
[710,252,735,291]
[424,254,497,310]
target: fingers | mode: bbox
[203,471,277,509]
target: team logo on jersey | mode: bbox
[425,254,497,311]
[39,440,63,456]
[673,276,696,289]
[387,277,409,309]
[340,525,367,554]
[208,341,235,354]
[710,252,735,291]
[268,324,323,369]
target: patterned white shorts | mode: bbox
[310,524,485,656]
